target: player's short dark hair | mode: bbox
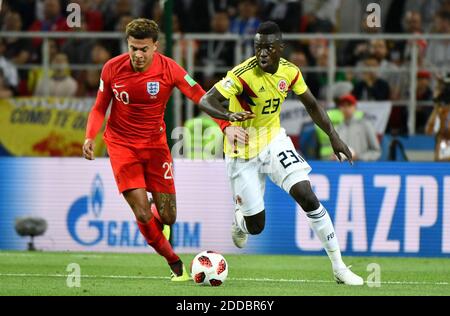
[256,21,281,36]
[126,18,159,42]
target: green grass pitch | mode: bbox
[0,251,449,296]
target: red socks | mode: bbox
[137,217,179,264]
[150,203,163,229]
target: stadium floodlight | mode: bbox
[15,217,47,251]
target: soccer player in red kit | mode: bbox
[82,18,253,281]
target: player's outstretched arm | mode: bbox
[83,102,108,160]
[199,87,255,122]
[298,89,353,164]
[82,62,113,160]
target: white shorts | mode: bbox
[225,128,312,216]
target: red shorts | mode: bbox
[105,139,175,194]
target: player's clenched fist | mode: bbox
[82,138,95,160]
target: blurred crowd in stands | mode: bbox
[0,0,449,137]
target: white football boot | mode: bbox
[231,221,248,248]
[333,266,364,286]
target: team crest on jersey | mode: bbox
[147,82,159,96]
[278,79,288,92]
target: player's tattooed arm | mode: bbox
[199,87,255,122]
[298,89,353,164]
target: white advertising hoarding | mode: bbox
[5,158,239,254]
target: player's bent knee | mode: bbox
[244,211,265,235]
[290,181,320,212]
[246,221,265,235]
[134,210,152,223]
[129,204,152,223]
[161,212,176,225]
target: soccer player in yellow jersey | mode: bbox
[199,21,363,285]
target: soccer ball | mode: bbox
[190,250,228,286]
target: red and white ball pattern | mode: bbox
[190,251,228,286]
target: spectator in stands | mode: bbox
[73,41,111,97]
[27,39,60,94]
[332,81,354,101]
[353,54,391,101]
[113,15,134,54]
[334,94,381,161]
[0,38,19,93]
[315,46,346,101]
[91,0,116,17]
[262,0,301,33]
[404,10,423,33]
[77,69,101,97]
[394,11,425,64]
[1,10,32,94]
[315,82,361,160]
[416,70,434,134]
[180,0,207,32]
[90,0,143,24]
[288,49,320,97]
[90,41,112,65]
[341,13,381,67]
[34,52,78,97]
[70,0,104,31]
[425,76,450,161]
[198,10,234,83]
[61,16,96,64]
[28,0,69,50]
[103,0,132,31]
[212,0,238,18]
[417,71,434,101]
[0,0,12,27]
[441,0,450,15]
[369,39,406,100]
[178,0,237,32]
[425,11,450,69]
[142,0,163,26]
[230,0,261,58]
[3,0,35,30]
[403,0,444,33]
[0,69,14,98]
[301,0,339,33]
[1,11,32,67]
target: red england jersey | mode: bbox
[86,52,229,145]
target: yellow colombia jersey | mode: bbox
[215,56,308,159]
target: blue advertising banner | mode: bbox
[249,161,450,257]
[0,158,449,257]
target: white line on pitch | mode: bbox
[0,273,448,286]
